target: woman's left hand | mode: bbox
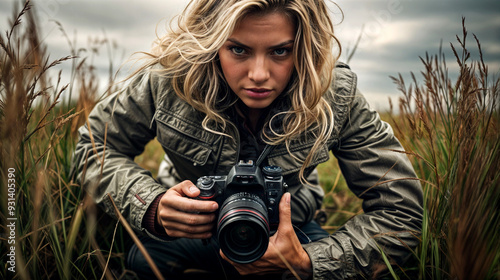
[221,192,313,278]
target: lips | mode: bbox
[244,88,272,99]
[247,88,271,93]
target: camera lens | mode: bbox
[228,221,259,249]
[217,192,269,264]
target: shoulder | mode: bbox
[323,62,358,105]
[323,62,358,135]
[133,63,187,108]
[330,61,357,102]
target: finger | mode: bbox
[161,211,216,226]
[220,249,263,276]
[279,193,292,226]
[220,250,228,262]
[163,194,218,213]
[276,192,293,236]
[170,180,200,198]
[164,226,213,239]
[163,219,215,235]
[220,250,238,268]
[169,180,219,211]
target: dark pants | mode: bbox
[126,221,328,279]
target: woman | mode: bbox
[72,0,423,279]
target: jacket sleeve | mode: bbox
[302,92,423,279]
[71,70,169,240]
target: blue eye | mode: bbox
[272,48,290,56]
[230,46,246,55]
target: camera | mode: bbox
[195,160,287,264]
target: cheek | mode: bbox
[219,57,244,84]
[219,56,230,77]
[276,62,295,86]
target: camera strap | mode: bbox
[255,144,275,167]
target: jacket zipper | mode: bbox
[233,122,241,164]
[211,136,225,175]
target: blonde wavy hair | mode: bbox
[141,0,341,184]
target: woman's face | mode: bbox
[218,12,295,115]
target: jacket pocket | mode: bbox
[267,138,334,176]
[154,108,216,165]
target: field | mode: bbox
[1,2,499,280]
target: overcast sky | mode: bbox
[1,0,499,111]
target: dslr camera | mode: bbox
[195,160,287,263]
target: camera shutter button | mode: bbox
[263,166,282,178]
[201,177,213,185]
[198,177,215,199]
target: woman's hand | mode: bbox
[157,180,219,239]
[221,192,313,279]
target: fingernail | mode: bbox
[286,192,290,204]
[212,203,218,210]
[189,186,198,193]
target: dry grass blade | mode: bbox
[19,217,72,241]
[90,237,116,280]
[1,1,126,278]
[106,193,165,280]
[85,119,105,169]
[64,203,84,278]
[387,17,500,280]
[271,245,303,280]
[100,221,120,280]
[5,1,31,45]
[23,84,69,142]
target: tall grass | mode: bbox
[0,2,498,280]
[388,18,500,280]
[0,2,126,279]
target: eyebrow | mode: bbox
[227,38,294,49]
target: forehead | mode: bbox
[231,12,296,40]
[238,9,295,25]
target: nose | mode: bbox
[248,56,270,84]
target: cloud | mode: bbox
[333,0,500,109]
[30,0,188,56]
[1,0,499,110]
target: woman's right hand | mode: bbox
[157,180,219,239]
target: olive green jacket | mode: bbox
[72,63,423,279]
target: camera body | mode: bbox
[195,160,287,263]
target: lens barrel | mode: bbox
[217,192,270,264]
